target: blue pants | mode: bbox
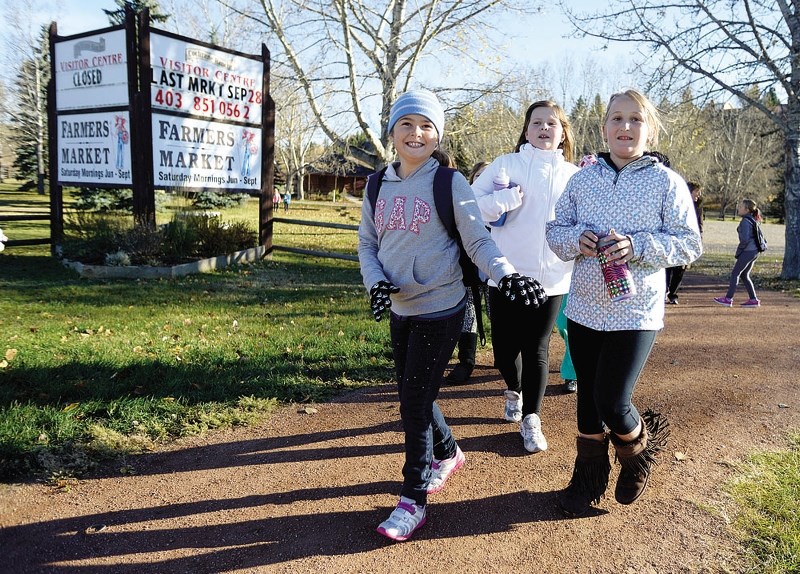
[555,295,576,381]
[390,308,463,506]
[567,320,657,436]
[726,250,759,300]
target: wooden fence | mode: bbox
[270,217,359,262]
[0,213,51,247]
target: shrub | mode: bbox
[61,212,257,265]
[192,216,257,257]
[193,191,250,210]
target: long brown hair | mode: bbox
[514,100,575,163]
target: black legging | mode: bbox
[488,287,562,416]
[567,320,657,436]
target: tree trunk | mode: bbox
[782,133,800,280]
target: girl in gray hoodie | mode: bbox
[359,89,542,541]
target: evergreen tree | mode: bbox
[104,0,169,25]
[9,26,49,193]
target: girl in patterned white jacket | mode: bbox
[545,89,702,517]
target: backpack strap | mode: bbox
[431,167,485,344]
[431,167,458,238]
[366,166,389,212]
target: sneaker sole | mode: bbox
[376,517,427,541]
[713,300,732,307]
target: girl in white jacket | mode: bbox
[471,100,579,453]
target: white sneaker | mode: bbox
[503,390,523,422]
[427,445,465,494]
[376,496,426,541]
[520,413,548,453]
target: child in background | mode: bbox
[714,198,763,308]
[546,89,702,516]
[358,89,545,541]
[471,100,578,453]
[666,181,704,304]
[445,160,491,384]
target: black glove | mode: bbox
[370,280,400,321]
[498,273,548,308]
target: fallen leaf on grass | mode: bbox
[298,406,318,415]
[674,451,688,461]
[5,348,17,361]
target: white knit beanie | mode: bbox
[388,89,445,142]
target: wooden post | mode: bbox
[133,8,156,229]
[259,44,275,253]
[47,22,63,255]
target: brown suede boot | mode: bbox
[558,435,611,517]
[611,410,670,505]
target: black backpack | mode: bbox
[366,165,486,343]
[747,215,768,252]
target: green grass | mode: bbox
[3,182,800,570]
[689,251,799,295]
[725,434,800,573]
[0,246,391,480]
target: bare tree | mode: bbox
[273,75,325,200]
[447,94,521,170]
[4,25,49,195]
[224,0,523,167]
[162,0,263,51]
[700,104,783,219]
[562,0,800,279]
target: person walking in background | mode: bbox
[358,89,546,541]
[282,191,291,213]
[471,100,579,454]
[446,160,491,384]
[666,181,704,304]
[546,89,702,517]
[273,188,280,208]
[555,295,577,393]
[714,198,763,308]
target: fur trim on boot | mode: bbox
[611,410,670,505]
[558,435,611,517]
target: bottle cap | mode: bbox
[493,167,510,186]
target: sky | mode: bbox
[2,0,635,83]
[0,0,641,129]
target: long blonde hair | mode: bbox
[604,89,664,148]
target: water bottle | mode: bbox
[490,167,511,227]
[597,234,636,302]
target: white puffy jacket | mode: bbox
[471,144,579,294]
